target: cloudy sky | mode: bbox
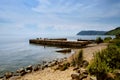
[0,0,120,37]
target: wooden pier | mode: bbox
[29,38,91,48]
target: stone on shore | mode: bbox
[16,68,26,76]
[71,73,80,80]
[82,60,89,68]
[4,72,13,79]
[33,65,40,71]
[26,65,33,73]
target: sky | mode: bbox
[0,0,120,37]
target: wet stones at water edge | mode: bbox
[42,61,47,65]
[33,64,41,71]
[4,72,13,79]
[0,57,67,79]
[16,67,26,76]
[26,65,32,73]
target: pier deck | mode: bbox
[29,38,91,48]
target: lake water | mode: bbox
[0,35,114,76]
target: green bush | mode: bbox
[88,44,120,80]
[104,37,112,43]
[88,51,109,77]
[96,37,103,44]
[111,39,120,47]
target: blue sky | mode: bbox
[0,0,120,37]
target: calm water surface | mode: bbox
[0,35,114,76]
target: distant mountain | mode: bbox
[77,31,106,35]
[105,27,120,35]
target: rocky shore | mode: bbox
[0,43,107,80]
[0,57,68,80]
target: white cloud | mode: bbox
[32,0,83,14]
[32,0,120,19]
[0,0,120,36]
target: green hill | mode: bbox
[105,27,120,35]
[77,31,106,35]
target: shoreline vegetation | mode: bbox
[1,35,120,80]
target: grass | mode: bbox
[104,37,112,43]
[87,37,120,80]
[71,50,83,67]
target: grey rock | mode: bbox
[16,68,26,76]
[33,65,40,71]
[26,65,32,72]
